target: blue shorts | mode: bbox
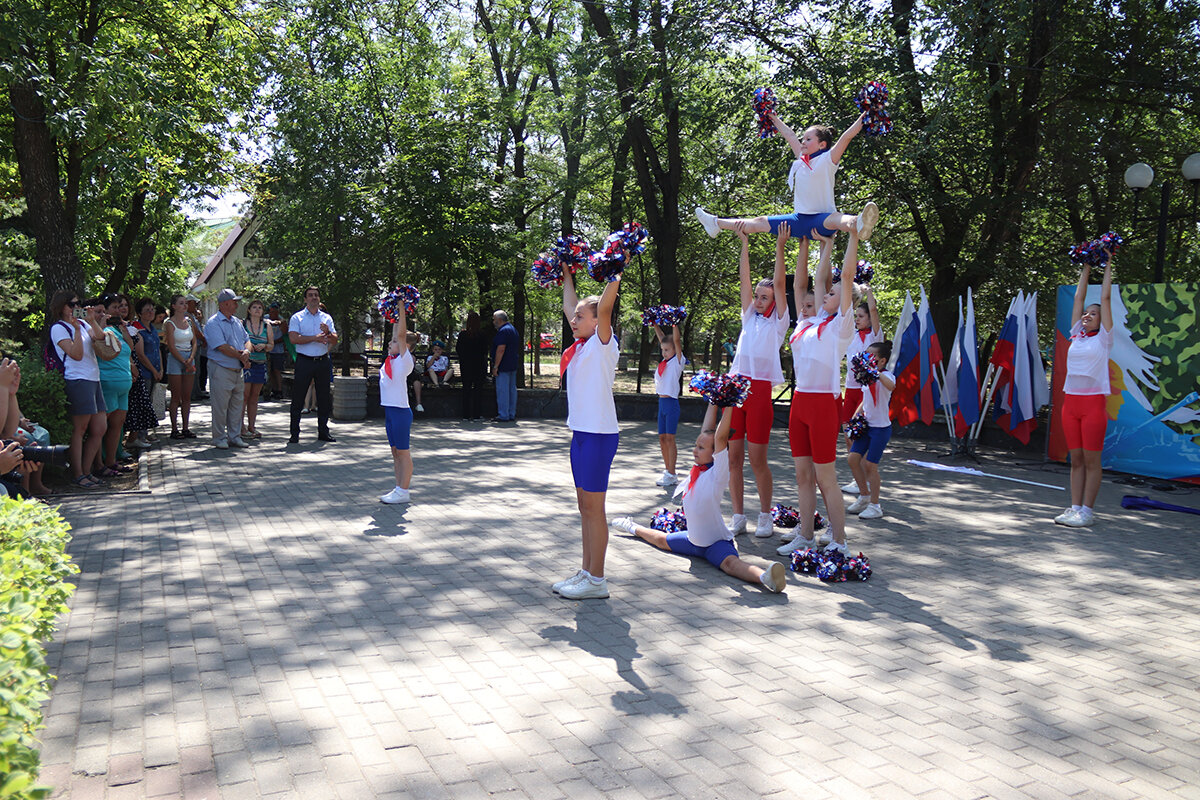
[100,378,132,413]
[767,212,837,239]
[570,431,619,492]
[243,363,267,384]
[665,532,739,569]
[657,396,680,435]
[849,424,892,464]
[385,406,413,450]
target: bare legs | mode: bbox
[728,438,773,517]
[1069,448,1103,508]
[626,519,767,585]
[70,413,106,480]
[391,447,412,490]
[712,212,860,236]
[659,433,677,474]
[576,488,609,578]
[243,382,264,435]
[795,457,847,545]
[847,452,881,503]
[168,373,194,433]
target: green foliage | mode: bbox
[0,498,78,800]
[0,201,41,353]
[7,352,70,448]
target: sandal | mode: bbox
[72,475,101,489]
[171,431,185,440]
[113,464,134,474]
[96,466,120,478]
[182,429,198,439]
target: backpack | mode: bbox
[42,322,69,373]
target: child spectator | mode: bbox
[650,321,685,487]
[846,340,896,520]
[841,285,882,492]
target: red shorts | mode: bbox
[841,388,863,424]
[1062,393,1107,451]
[730,379,774,444]
[788,392,841,463]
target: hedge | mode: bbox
[0,498,78,800]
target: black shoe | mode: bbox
[287,435,299,444]
[317,433,337,442]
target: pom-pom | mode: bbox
[849,352,879,387]
[845,414,870,441]
[814,511,826,531]
[554,235,591,273]
[789,547,821,574]
[790,547,871,581]
[649,508,687,533]
[377,285,420,322]
[688,370,752,408]
[844,553,872,581]
[854,81,893,136]
[832,259,874,285]
[642,304,688,328]
[621,222,650,255]
[753,88,778,139]
[1097,231,1123,257]
[531,253,564,289]
[773,504,826,532]
[1069,231,1124,267]
[587,232,628,283]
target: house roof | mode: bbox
[192,216,257,289]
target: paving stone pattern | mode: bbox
[38,402,1200,799]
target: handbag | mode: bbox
[152,382,168,420]
[93,329,120,361]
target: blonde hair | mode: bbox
[578,295,601,316]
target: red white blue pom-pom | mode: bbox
[531,253,564,289]
[554,236,591,273]
[642,304,688,327]
[853,82,893,136]
[772,504,825,530]
[849,352,879,387]
[789,548,871,582]
[753,88,778,138]
[587,232,629,283]
[845,413,870,441]
[622,222,650,255]
[832,259,874,285]
[688,370,752,408]
[650,507,687,533]
[378,285,420,322]
[1069,231,1124,267]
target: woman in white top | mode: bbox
[164,294,199,438]
[49,290,109,487]
[1055,254,1114,528]
[778,226,859,558]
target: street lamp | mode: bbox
[1123,154,1200,283]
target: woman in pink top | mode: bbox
[1055,254,1114,528]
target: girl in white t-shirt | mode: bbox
[846,340,896,520]
[778,227,860,559]
[650,321,685,487]
[1055,255,1114,528]
[841,285,881,450]
[726,220,790,539]
[552,268,621,601]
[378,303,416,505]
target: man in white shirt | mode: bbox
[205,288,252,449]
[288,287,339,443]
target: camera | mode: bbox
[0,441,70,468]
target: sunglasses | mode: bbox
[67,300,81,307]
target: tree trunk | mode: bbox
[104,190,148,293]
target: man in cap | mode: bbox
[205,288,252,449]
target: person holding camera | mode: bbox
[1,358,53,496]
[49,291,109,488]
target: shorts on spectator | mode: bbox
[65,379,107,416]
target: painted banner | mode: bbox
[1049,282,1200,483]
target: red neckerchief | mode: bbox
[560,337,586,374]
[799,149,827,170]
[657,358,669,377]
[383,353,398,379]
[680,461,713,498]
[867,381,878,404]
[792,314,836,343]
[1077,329,1100,339]
[857,328,869,343]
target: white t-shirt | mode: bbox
[677,449,733,548]
[52,320,100,382]
[730,306,790,385]
[654,353,685,397]
[379,350,414,408]
[788,151,838,215]
[566,334,619,434]
[861,370,895,427]
[844,328,882,389]
[1063,322,1112,396]
[790,310,854,395]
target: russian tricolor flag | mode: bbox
[888,291,920,426]
[990,292,1046,444]
[946,288,980,438]
[915,287,943,425]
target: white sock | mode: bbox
[1072,505,1082,511]
[1081,505,1093,514]
[589,575,605,584]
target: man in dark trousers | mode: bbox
[288,287,338,443]
[491,310,520,422]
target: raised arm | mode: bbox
[735,221,752,311]
[839,233,859,316]
[792,236,811,313]
[1071,263,1090,327]
[671,321,682,361]
[562,266,580,319]
[651,322,664,344]
[392,304,409,356]
[812,230,835,299]
[773,221,791,318]
[1100,255,1114,332]
[714,405,733,453]
[596,276,620,345]
[864,285,881,334]
[768,112,803,159]
[829,112,865,165]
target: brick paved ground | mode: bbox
[37,400,1200,799]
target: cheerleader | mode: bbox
[841,285,881,492]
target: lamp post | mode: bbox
[1123,154,1200,283]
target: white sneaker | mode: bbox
[841,481,859,494]
[847,496,870,514]
[856,201,879,241]
[380,487,411,504]
[754,511,774,538]
[823,540,850,557]
[415,403,425,412]
[760,562,786,593]
[816,529,833,546]
[1060,508,1093,527]
[695,206,719,238]
[552,570,586,593]
[730,514,748,535]
[778,536,814,556]
[1056,510,1084,527]
[228,437,250,448]
[559,577,609,600]
[655,471,677,486]
[610,517,638,534]
[858,503,883,519]
[213,440,229,450]
[780,529,799,543]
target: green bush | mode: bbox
[0,498,78,800]
[9,351,70,447]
